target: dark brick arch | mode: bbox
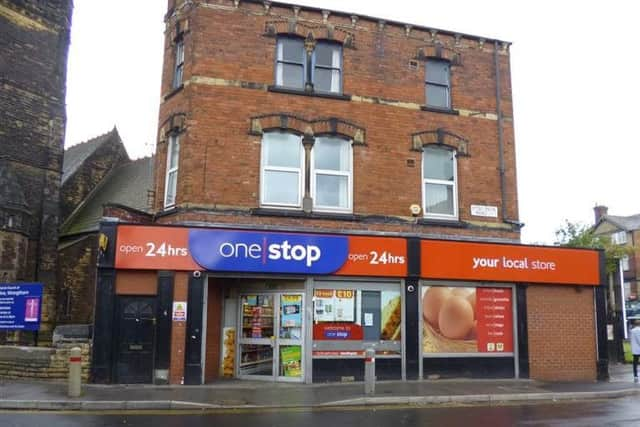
[416,43,462,66]
[411,128,470,156]
[249,113,365,145]
[264,20,355,48]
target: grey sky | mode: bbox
[64,0,640,244]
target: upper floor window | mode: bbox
[312,42,342,93]
[260,132,352,212]
[275,37,343,94]
[276,38,306,90]
[611,230,627,245]
[425,59,451,109]
[621,255,630,271]
[312,137,352,212]
[261,132,304,207]
[173,40,185,89]
[164,134,180,208]
[422,145,457,219]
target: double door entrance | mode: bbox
[238,292,304,382]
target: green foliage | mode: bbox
[555,219,631,274]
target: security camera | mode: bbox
[193,270,202,278]
[410,204,421,217]
[407,284,415,292]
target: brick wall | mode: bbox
[154,1,520,242]
[0,230,29,282]
[169,271,189,384]
[57,234,98,324]
[527,285,597,381]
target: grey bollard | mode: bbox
[364,347,375,395]
[68,347,82,397]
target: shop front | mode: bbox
[91,223,606,385]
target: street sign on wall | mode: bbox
[0,283,43,331]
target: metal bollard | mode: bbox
[68,347,82,397]
[364,347,375,395]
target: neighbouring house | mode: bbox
[58,128,154,325]
[593,205,640,315]
[90,0,606,386]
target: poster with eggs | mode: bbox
[422,286,513,354]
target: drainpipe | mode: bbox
[494,41,523,230]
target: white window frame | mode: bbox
[173,39,185,89]
[612,231,627,245]
[275,37,306,90]
[311,137,353,213]
[425,58,451,109]
[164,134,180,208]
[621,255,630,271]
[311,42,343,94]
[260,132,304,209]
[422,146,458,220]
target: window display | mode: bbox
[312,286,402,357]
[422,285,513,354]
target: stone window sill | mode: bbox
[420,105,459,115]
[267,85,351,101]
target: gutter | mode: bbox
[494,41,524,231]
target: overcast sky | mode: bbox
[64,0,640,245]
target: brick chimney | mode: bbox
[594,205,608,224]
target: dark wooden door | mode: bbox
[115,297,156,383]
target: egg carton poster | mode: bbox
[421,286,513,354]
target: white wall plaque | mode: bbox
[470,204,498,218]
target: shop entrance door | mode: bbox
[238,293,304,382]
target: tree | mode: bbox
[554,219,630,273]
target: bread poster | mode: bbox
[380,291,401,340]
[221,327,235,377]
[422,286,513,354]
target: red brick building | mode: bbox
[92,0,607,385]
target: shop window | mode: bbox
[261,132,304,207]
[421,285,514,356]
[164,134,180,208]
[275,37,343,94]
[422,145,457,219]
[425,59,451,109]
[173,39,185,89]
[260,132,353,212]
[312,286,402,358]
[312,136,352,212]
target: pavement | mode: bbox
[0,363,638,411]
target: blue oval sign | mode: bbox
[189,229,349,274]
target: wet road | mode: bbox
[1,397,639,426]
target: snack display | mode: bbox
[422,286,476,353]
